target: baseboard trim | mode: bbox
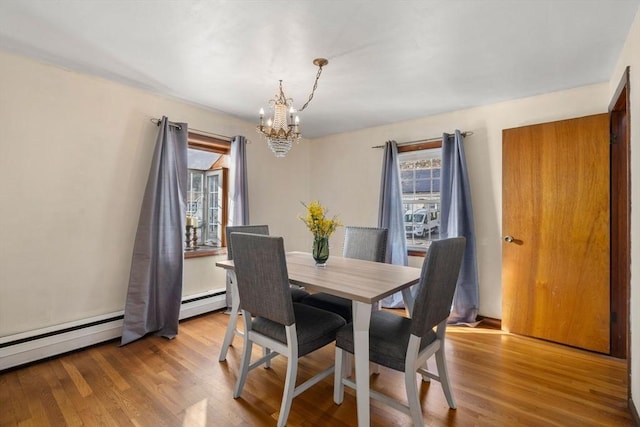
[179,290,226,320]
[630,397,640,426]
[0,290,226,371]
[478,316,502,329]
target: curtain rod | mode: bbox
[371,131,473,148]
[150,118,232,141]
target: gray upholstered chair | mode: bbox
[225,224,270,259]
[333,237,466,426]
[230,233,346,427]
[219,225,309,362]
[301,226,388,322]
[225,225,309,301]
[219,225,269,362]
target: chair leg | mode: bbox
[435,348,456,409]
[333,348,346,404]
[219,305,240,362]
[233,315,253,398]
[421,359,432,383]
[405,370,423,426]
[371,362,380,375]
[277,327,298,427]
[345,352,353,377]
[263,347,272,368]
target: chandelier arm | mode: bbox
[298,65,324,112]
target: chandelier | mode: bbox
[257,58,328,158]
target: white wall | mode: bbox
[609,5,640,413]
[0,51,308,337]
[309,84,610,319]
[246,135,312,252]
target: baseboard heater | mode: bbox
[0,290,226,371]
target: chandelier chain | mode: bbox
[298,64,324,112]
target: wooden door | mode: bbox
[502,114,610,353]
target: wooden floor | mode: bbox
[0,311,633,426]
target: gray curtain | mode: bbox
[231,135,249,226]
[121,116,188,345]
[378,140,408,308]
[441,130,479,323]
[226,135,249,309]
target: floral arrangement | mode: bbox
[299,200,342,238]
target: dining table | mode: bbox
[216,251,422,427]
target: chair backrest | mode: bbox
[225,225,269,260]
[410,237,466,338]
[230,232,295,326]
[342,226,388,262]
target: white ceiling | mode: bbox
[0,0,638,138]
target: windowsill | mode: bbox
[184,246,227,259]
[407,249,427,257]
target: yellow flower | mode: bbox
[299,200,342,238]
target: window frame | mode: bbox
[204,169,223,246]
[185,132,231,259]
[397,140,443,257]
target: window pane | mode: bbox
[399,148,442,252]
[206,172,222,246]
[188,148,221,170]
[187,170,204,223]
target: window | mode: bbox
[186,132,230,257]
[205,170,223,245]
[398,141,442,254]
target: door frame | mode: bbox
[609,67,630,362]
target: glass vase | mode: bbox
[312,236,330,266]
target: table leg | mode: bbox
[352,300,372,427]
[402,286,430,380]
[219,271,240,362]
[401,287,415,317]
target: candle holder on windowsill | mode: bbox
[192,226,198,248]
[185,225,194,250]
[185,225,200,250]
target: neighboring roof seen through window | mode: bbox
[188,148,220,170]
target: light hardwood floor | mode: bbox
[0,311,633,426]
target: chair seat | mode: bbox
[290,287,310,302]
[253,303,346,357]
[336,310,436,371]
[302,293,352,322]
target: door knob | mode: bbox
[503,235,515,243]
